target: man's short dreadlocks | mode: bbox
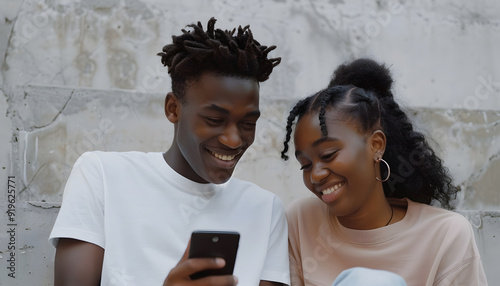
[158,17,281,101]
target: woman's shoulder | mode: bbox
[286,196,326,219]
[286,196,329,239]
[410,200,474,236]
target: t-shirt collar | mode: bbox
[153,152,230,198]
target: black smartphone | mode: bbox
[188,230,240,280]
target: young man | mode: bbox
[49,18,289,286]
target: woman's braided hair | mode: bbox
[281,58,458,209]
[158,17,281,101]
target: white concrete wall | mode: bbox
[0,0,499,285]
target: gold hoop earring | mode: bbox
[375,158,391,182]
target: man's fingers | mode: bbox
[190,274,238,286]
[169,257,225,279]
[184,257,225,273]
[165,257,234,286]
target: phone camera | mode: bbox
[212,236,219,243]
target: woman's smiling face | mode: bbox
[293,111,382,217]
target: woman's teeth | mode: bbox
[322,181,345,195]
[211,151,235,161]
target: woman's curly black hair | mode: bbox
[158,17,281,101]
[281,58,458,209]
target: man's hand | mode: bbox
[163,241,238,286]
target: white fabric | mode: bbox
[287,197,488,286]
[49,151,290,286]
[332,267,407,286]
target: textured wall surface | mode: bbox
[0,0,499,285]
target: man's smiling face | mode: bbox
[168,72,260,184]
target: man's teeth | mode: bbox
[322,182,345,195]
[211,151,235,161]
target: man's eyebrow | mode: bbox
[206,104,261,117]
[206,104,230,114]
[294,136,339,158]
[245,110,261,117]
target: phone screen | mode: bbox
[188,230,240,280]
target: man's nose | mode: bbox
[218,124,242,149]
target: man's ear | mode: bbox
[369,130,387,160]
[165,92,180,123]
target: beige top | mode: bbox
[287,197,488,286]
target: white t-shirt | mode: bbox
[287,197,488,286]
[49,151,290,286]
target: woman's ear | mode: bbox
[370,130,387,160]
[165,92,180,123]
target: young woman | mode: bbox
[281,59,488,286]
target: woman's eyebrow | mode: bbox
[294,136,339,158]
[312,136,339,147]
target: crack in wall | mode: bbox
[28,201,61,209]
[18,161,46,198]
[1,12,19,87]
[464,151,500,184]
[1,2,22,69]
[23,50,43,86]
[32,88,74,129]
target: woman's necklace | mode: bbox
[385,206,394,226]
